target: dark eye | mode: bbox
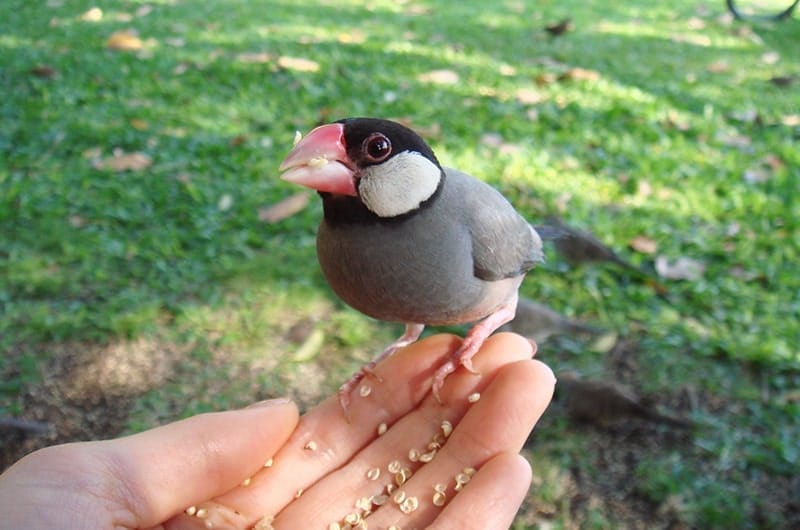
[363,133,392,162]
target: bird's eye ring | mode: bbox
[363,133,392,163]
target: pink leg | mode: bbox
[338,323,425,416]
[432,294,519,404]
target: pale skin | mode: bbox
[0,333,555,530]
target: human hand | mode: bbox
[0,333,555,529]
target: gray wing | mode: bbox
[444,168,543,281]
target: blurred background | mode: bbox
[1,0,798,527]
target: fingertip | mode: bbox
[487,331,536,359]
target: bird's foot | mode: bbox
[338,361,378,421]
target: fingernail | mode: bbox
[246,396,293,409]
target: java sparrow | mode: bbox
[501,296,602,344]
[547,216,645,276]
[279,118,543,411]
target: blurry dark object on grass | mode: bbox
[726,0,799,20]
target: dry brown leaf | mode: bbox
[686,16,706,29]
[416,69,459,85]
[258,192,311,223]
[706,60,729,73]
[78,7,103,21]
[129,118,149,131]
[237,52,272,64]
[499,64,517,76]
[629,235,658,255]
[534,72,557,86]
[559,67,601,82]
[655,256,705,281]
[781,114,800,126]
[761,51,780,65]
[92,150,152,172]
[30,65,57,79]
[515,88,546,105]
[277,56,319,72]
[107,30,144,51]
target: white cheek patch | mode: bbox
[358,151,442,217]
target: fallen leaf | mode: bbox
[78,7,103,21]
[761,51,780,65]
[515,88,546,105]
[237,52,272,64]
[706,60,729,73]
[336,30,365,44]
[728,108,761,124]
[173,62,190,75]
[499,64,517,76]
[629,235,658,255]
[416,69,459,85]
[135,4,153,17]
[129,118,149,130]
[277,56,319,72]
[107,30,144,51]
[217,194,233,211]
[534,72,557,86]
[558,67,601,82]
[68,215,87,228]
[781,114,800,126]
[715,131,751,149]
[92,150,152,172]
[480,133,504,148]
[291,328,325,362]
[589,331,618,354]
[82,146,103,159]
[743,167,770,184]
[686,16,706,29]
[258,192,311,223]
[30,65,57,78]
[165,37,185,47]
[655,256,706,281]
[229,134,248,147]
[762,153,784,171]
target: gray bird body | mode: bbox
[317,167,541,326]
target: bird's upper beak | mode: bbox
[279,123,358,196]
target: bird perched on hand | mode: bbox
[557,371,692,429]
[547,216,645,275]
[501,296,602,344]
[279,117,543,412]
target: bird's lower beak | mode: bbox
[279,123,357,196]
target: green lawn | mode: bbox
[1,0,798,528]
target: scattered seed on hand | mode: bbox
[441,420,453,437]
[408,448,420,462]
[433,491,446,506]
[304,440,318,451]
[366,467,381,480]
[195,508,208,519]
[241,477,252,487]
[377,422,387,436]
[264,458,274,468]
[399,496,419,514]
[185,506,197,516]
[359,384,372,397]
[387,460,402,473]
[468,392,481,403]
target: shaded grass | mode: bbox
[1,0,799,527]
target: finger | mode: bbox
[272,333,539,529]
[428,452,532,530]
[95,399,298,529]
[361,357,555,529]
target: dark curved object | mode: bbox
[726,0,800,20]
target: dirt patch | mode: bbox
[1,338,187,469]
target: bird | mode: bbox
[557,371,692,429]
[501,296,602,344]
[279,117,544,412]
[547,216,646,275]
[544,18,573,37]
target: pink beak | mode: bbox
[279,123,358,196]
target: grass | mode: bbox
[1,0,798,527]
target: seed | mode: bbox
[359,384,372,397]
[195,508,208,519]
[185,506,197,516]
[392,489,407,504]
[467,392,481,403]
[433,491,446,506]
[372,494,388,506]
[440,420,453,437]
[344,512,361,525]
[355,496,372,511]
[205,521,214,529]
[296,488,304,498]
[463,466,476,476]
[419,450,436,463]
[293,131,303,146]
[399,496,419,514]
[366,467,381,480]
[408,448,420,462]
[387,460,402,473]
[427,441,441,451]
[356,521,367,530]
[434,483,447,493]
[377,422,387,436]
[328,523,341,530]
[264,458,274,468]
[241,477,252,487]
[395,468,412,486]
[432,432,446,445]
[386,483,396,494]
[304,440,318,451]
[253,515,275,530]
[388,527,401,530]
[308,156,329,168]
